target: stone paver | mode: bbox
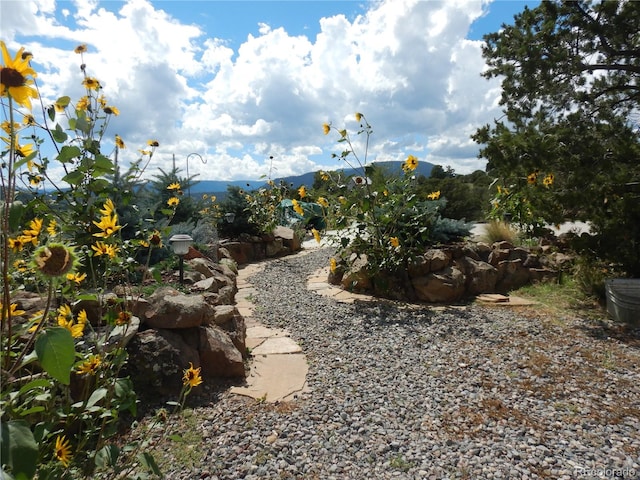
[229,353,309,402]
[251,336,302,355]
[231,262,310,403]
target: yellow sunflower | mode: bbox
[76,96,89,111]
[82,76,100,90]
[54,435,72,467]
[8,237,25,252]
[427,190,441,200]
[404,155,418,171]
[93,214,121,238]
[291,199,304,216]
[104,105,119,115]
[77,355,101,375]
[182,362,203,388]
[46,219,57,236]
[312,228,321,244]
[91,241,119,258]
[1,120,21,134]
[99,198,117,217]
[66,272,87,285]
[0,302,26,318]
[15,143,35,158]
[22,114,36,126]
[0,41,38,110]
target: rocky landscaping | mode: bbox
[148,247,640,480]
[332,239,572,303]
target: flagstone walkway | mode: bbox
[229,245,536,403]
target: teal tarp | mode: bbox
[278,199,326,230]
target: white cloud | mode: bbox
[5,0,505,181]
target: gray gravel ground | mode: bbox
[162,248,640,480]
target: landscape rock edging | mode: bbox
[332,241,562,302]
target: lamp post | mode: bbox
[169,234,193,285]
[185,153,206,197]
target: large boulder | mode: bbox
[273,225,301,252]
[456,256,498,295]
[211,305,247,355]
[424,249,451,272]
[496,259,531,292]
[412,265,466,303]
[341,253,372,292]
[199,326,246,378]
[125,328,201,398]
[142,287,215,329]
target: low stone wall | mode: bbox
[124,252,247,402]
[219,226,302,265]
[331,240,571,303]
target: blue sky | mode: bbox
[1,0,539,183]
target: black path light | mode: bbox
[169,234,193,285]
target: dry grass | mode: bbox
[479,220,520,244]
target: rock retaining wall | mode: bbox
[219,226,302,265]
[331,241,570,303]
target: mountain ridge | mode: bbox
[188,160,435,196]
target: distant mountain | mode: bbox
[188,179,265,195]
[189,161,435,197]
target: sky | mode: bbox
[1,0,539,183]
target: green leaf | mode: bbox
[19,406,46,416]
[18,350,38,370]
[51,123,68,143]
[94,154,115,172]
[57,145,82,163]
[47,105,56,122]
[88,179,112,193]
[56,96,71,108]
[34,327,75,385]
[138,452,163,477]
[18,378,51,396]
[168,434,183,442]
[7,200,25,232]
[13,151,37,171]
[95,444,120,468]
[75,115,91,134]
[75,294,99,301]
[86,387,108,407]
[61,170,84,186]
[0,420,38,480]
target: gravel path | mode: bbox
[165,248,640,480]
